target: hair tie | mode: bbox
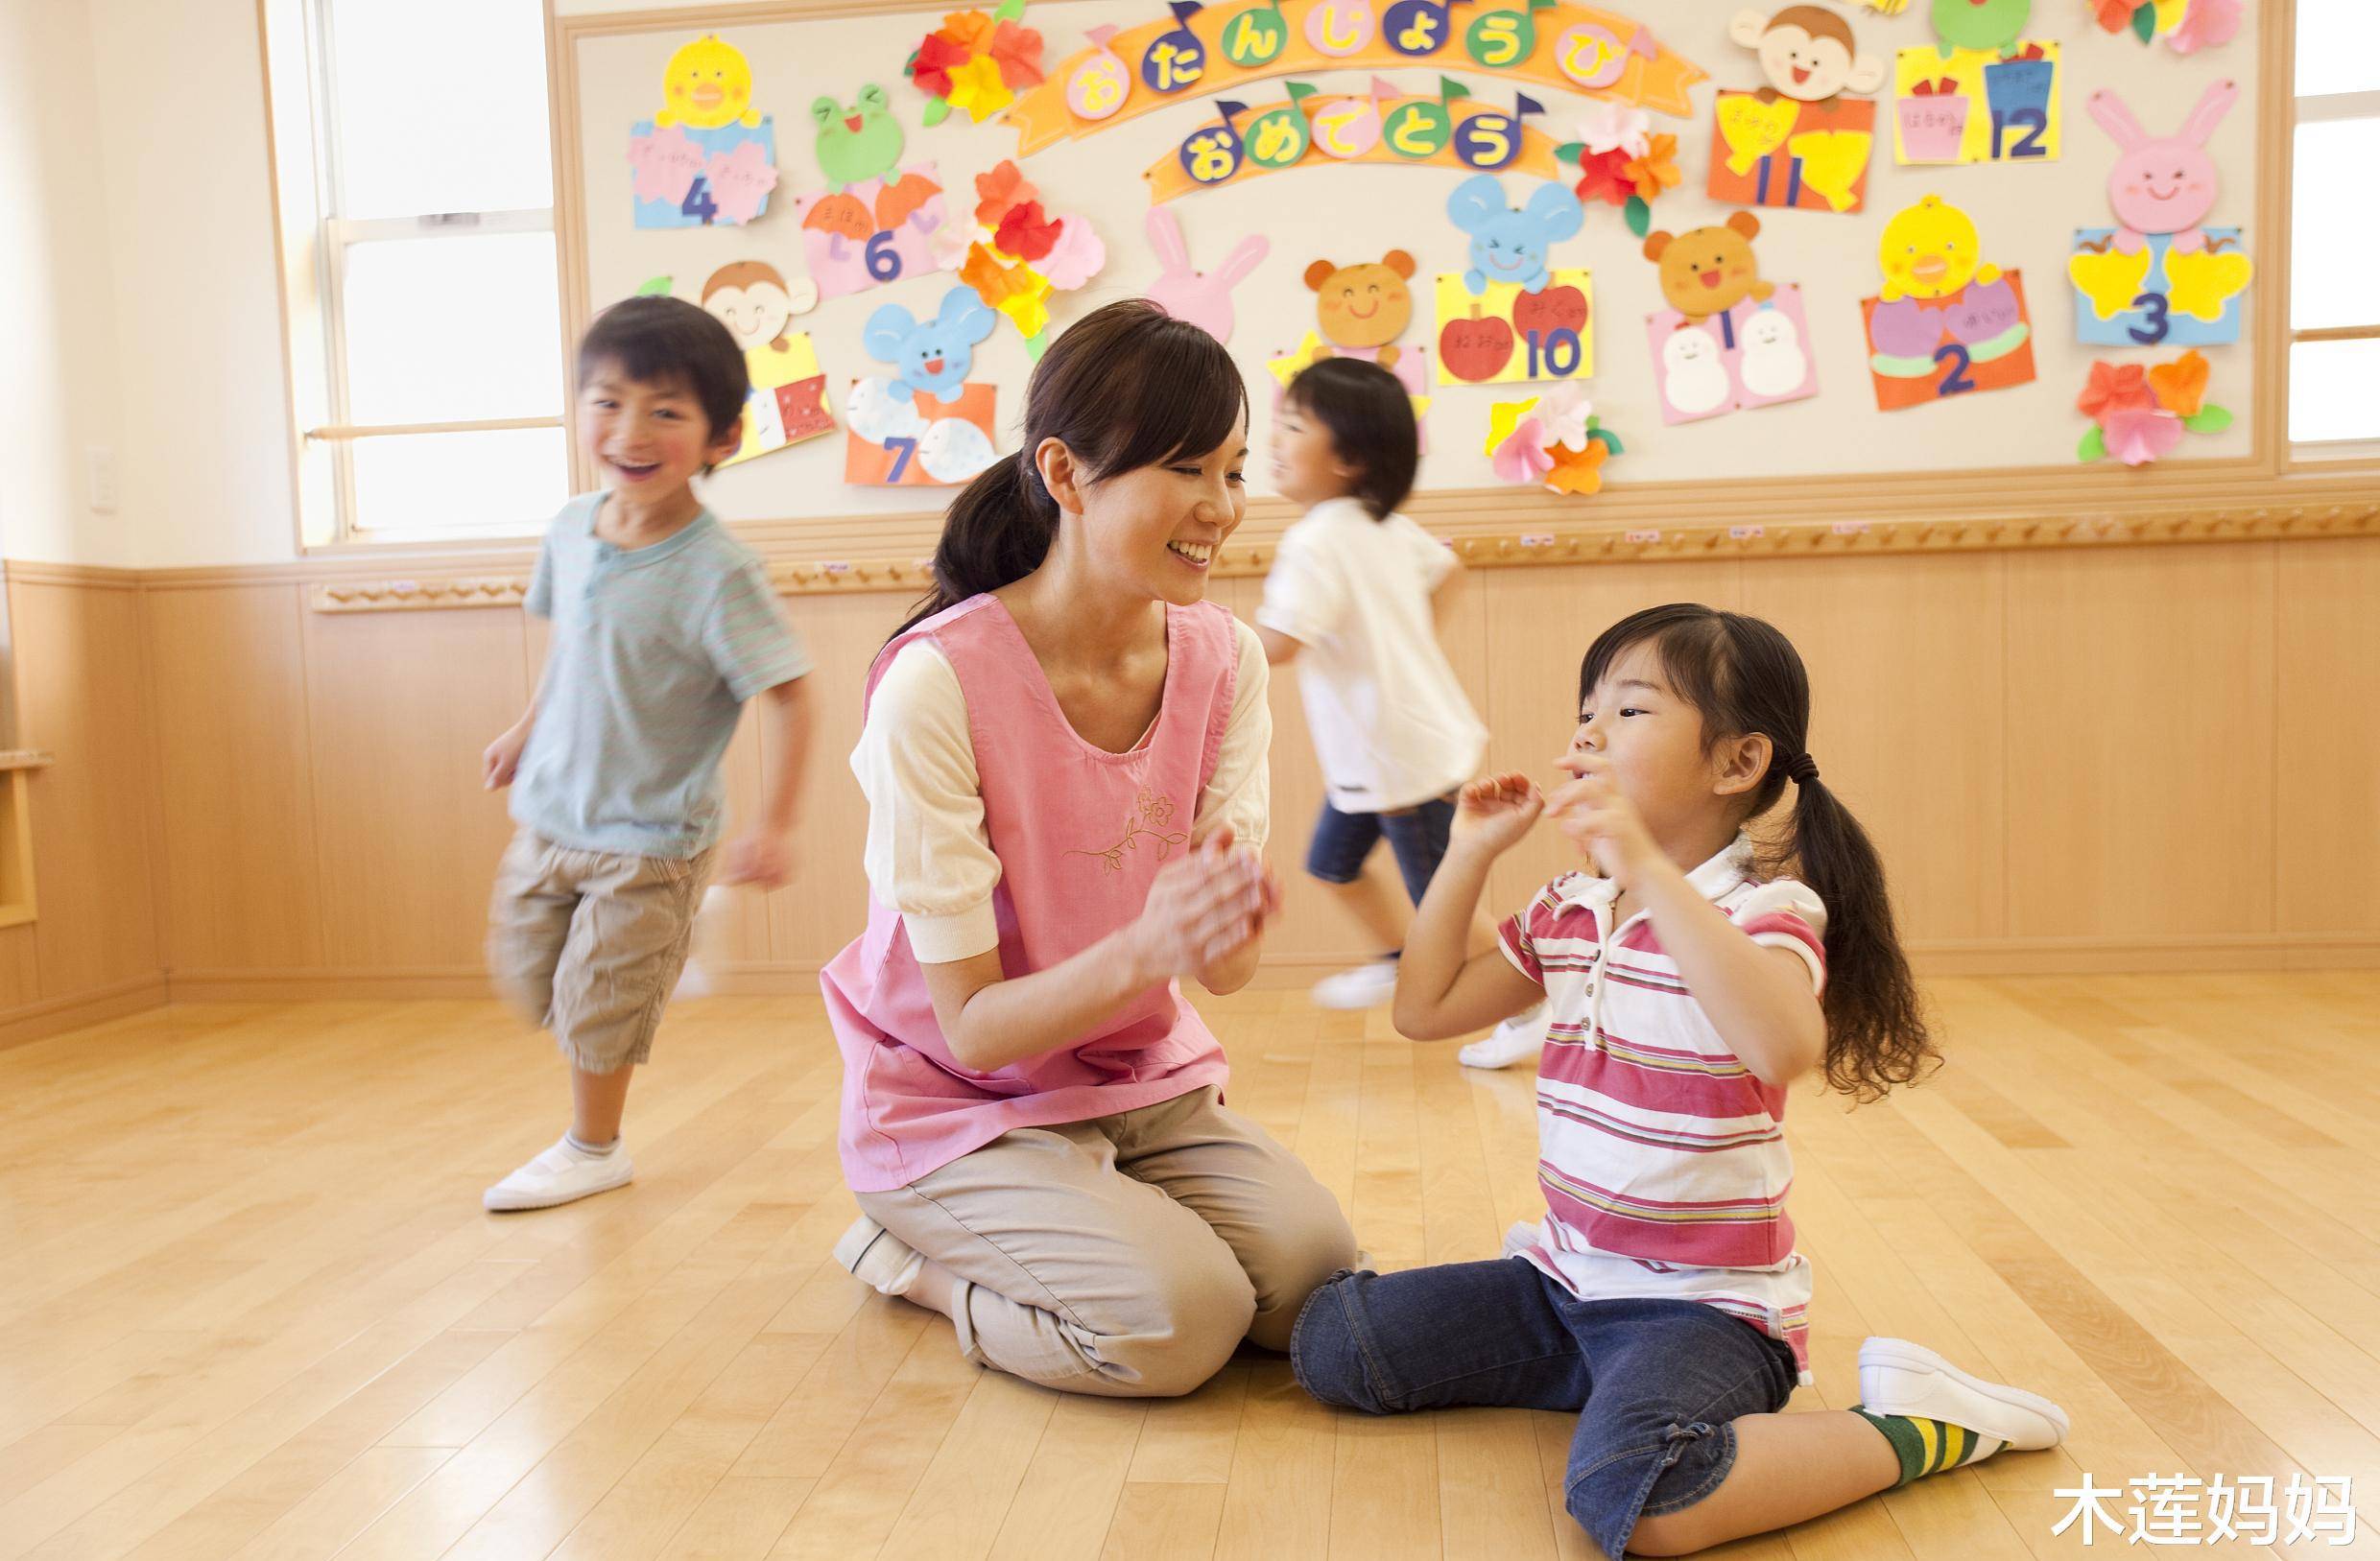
[1785,752,1820,786]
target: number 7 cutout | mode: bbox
[1434,270,1591,387]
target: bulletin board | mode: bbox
[549,0,2278,532]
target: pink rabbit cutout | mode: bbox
[2086,80,2236,255]
[1143,207,1270,344]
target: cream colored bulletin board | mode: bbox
[550,0,2284,532]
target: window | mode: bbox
[2290,1,2380,458]
[265,0,567,544]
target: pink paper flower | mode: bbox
[2103,406,2184,465]
[1038,214,1107,289]
[2168,0,2241,55]
[1492,419,1555,485]
[703,139,779,225]
[1574,104,1652,159]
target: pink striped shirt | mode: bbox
[1500,835,1826,1376]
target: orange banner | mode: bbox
[1144,88,1564,201]
[1008,0,1704,155]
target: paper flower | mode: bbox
[1574,104,1652,159]
[1491,419,1556,485]
[2077,361,2155,423]
[911,34,972,99]
[2169,0,2241,54]
[2102,407,2183,465]
[1487,394,1623,494]
[2148,348,2208,417]
[703,138,779,225]
[994,199,1060,263]
[629,125,704,204]
[974,161,1038,226]
[1570,147,1636,206]
[939,8,996,53]
[1533,382,1594,450]
[989,18,1046,88]
[944,54,1013,118]
[2091,0,2141,33]
[1038,216,1106,289]
[1622,134,1682,198]
[1543,441,1608,495]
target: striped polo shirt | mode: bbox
[1500,834,1826,1374]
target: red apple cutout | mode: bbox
[1512,283,1587,343]
[1439,304,1514,382]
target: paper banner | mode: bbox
[1646,289,1817,424]
[698,262,832,468]
[1707,93,1875,213]
[845,379,1000,485]
[2068,227,2249,346]
[1009,0,1705,155]
[790,162,963,302]
[1892,43,2059,164]
[1433,271,1591,387]
[631,120,778,227]
[1147,82,1563,201]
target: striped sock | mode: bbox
[1851,1407,2008,1485]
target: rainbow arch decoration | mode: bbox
[1147,79,1563,201]
[1007,0,1704,155]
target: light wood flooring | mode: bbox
[3,974,2377,1559]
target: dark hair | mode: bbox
[576,296,749,457]
[1579,604,1937,1102]
[1283,357,1418,520]
[893,299,1249,638]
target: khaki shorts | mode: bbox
[488,829,715,1073]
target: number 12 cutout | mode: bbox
[1892,43,2060,166]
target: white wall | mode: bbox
[0,0,130,567]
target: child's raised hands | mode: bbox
[1452,771,1545,857]
[1546,753,1660,887]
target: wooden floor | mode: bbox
[3,975,2376,1560]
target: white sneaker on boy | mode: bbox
[483,1135,634,1212]
[1459,1005,1548,1070]
[1311,960,1400,1010]
[1858,1336,2070,1450]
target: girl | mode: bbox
[1256,361,1538,1064]
[1292,604,2067,1555]
[822,301,1356,1399]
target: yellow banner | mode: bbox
[1008,0,1704,155]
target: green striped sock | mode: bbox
[1851,1406,2008,1485]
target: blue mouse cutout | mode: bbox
[1447,174,1583,296]
[863,288,998,404]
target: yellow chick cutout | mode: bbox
[656,35,763,129]
[1878,195,1997,301]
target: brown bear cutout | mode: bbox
[1304,250,1416,367]
[1643,212,1774,323]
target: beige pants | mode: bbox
[488,829,715,1073]
[855,1086,1357,1398]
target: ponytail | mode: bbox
[888,299,1249,645]
[1578,604,1939,1101]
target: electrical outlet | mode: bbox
[86,446,116,512]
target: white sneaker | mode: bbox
[483,1136,633,1212]
[1459,1005,1548,1070]
[1311,960,1399,1010]
[1858,1337,2069,1450]
[833,1215,923,1296]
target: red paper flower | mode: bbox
[911,33,971,99]
[2092,0,2140,33]
[2077,361,2155,425]
[989,19,1045,89]
[994,199,1060,263]
[1572,147,1635,206]
[974,159,1038,226]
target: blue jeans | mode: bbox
[1292,1260,1799,1559]
[1303,795,1456,906]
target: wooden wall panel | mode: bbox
[8,579,163,999]
[2005,543,2277,941]
[2274,537,2380,937]
[1740,555,2008,946]
[300,604,530,969]
[144,584,326,972]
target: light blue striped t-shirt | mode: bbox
[512,494,811,858]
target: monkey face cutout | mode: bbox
[1728,5,1885,103]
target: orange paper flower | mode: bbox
[2148,349,2208,418]
[2078,361,2154,424]
[974,159,1037,226]
[936,9,995,52]
[1622,133,1681,197]
[1543,441,1607,496]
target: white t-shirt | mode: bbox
[1255,499,1487,813]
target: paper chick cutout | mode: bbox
[697,261,832,468]
[2069,80,2250,345]
[656,34,763,129]
[1484,383,1623,494]
[631,35,778,228]
[2075,349,2230,465]
[1861,195,2036,410]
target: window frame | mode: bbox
[2286,50,2380,462]
[260,0,566,550]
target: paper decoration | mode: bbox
[906,0,1046,125]
[2069,81,2249,345]
[1647,291,1818,423]
[2076,349,2229,464]
[1271,250,1432,429]
[1893,0,2059,167]
[698,262,833,468]
[1556,104,1681,237]
[791,162,963,303]
[1862,196,2035,410]
[1484,383,1624,494]
[1145,206,1269,343]
[1702,5,1884,215]
[865,288,999,405]
[1008,0,1708,155]
[1146,79,1566,201]
[1435,271,1592,386]
[812,84,905,189]
[1447,175,1583,296]
[959,159,1107,346]
[630,35,778,228]
[2088,0,2241,55]
[845,380,1000,485]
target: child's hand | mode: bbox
[1130,830,1270,983]
[1451,772,1544,858]
[482,722,531,791]
[718,829,797,890]
[1546,755,1660,887]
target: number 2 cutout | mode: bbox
[1933,343,1977,397]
